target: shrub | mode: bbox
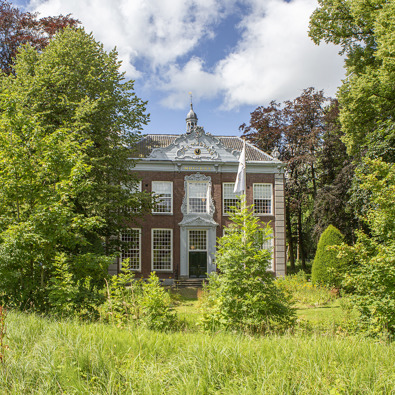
[336,159,395,337]
[139,273,177,331]
[99,259,142,326]
[48,253,109,319]
[99,263,177,330]
[200,202,295,333]
[312,225,348,288]
[275,271,335,307]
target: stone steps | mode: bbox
[173,278,207,288]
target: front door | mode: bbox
[188,230,207,278]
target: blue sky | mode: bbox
[10,0,345,136]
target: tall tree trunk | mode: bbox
[297,205,306,270]
[311,163,317,198]
[286,203,295,271]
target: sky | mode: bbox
[10,0,345,137]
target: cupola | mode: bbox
[186,98,198,133]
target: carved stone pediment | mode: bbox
[179,215,218,228]
[148,126,239,162]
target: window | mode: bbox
[120,229,141,271]
[255,229,274,270]
[152,229,172,271]
[187,182,209,213]
[189,230,207,251]
[152,181,172,214]
[223,183,240,215]
[253,183,272,214]
[126,181,142,213]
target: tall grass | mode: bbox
[276,270,336,308]
[1,311,394,394]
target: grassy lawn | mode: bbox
[0,309,394,394]
[0,286,393,394]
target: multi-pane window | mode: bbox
[152,229,172,270]
[253,183,272,214]
[120,229,141,270]
[223,183,240,215]
[152,181,172,214]
[255,229,274,270]
[126,181,142,213]
[189,230,207,251]
[187,182,209,213]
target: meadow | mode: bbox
[0,280,394,395]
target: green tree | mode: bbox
[312,225,348,288]
[341,159,395,336]
[0,28,150,311]
[201,202,295,333]
[309,0,395,159]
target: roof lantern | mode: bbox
[186,93,198,133]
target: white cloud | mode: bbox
[158,58,223,108]
[27,0,344,110]
[214,0,344,108]
[28,0,236,77]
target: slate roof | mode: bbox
[136,134,275,162]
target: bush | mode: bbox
[99,262,177,330]
[99,259,141,326]
[200,202,295,333]
[139,273,177,331]
[312,225,348,288]
[275,271,336,307]
[48,253,109,319]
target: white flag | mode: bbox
[234,139,246,194]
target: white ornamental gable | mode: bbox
[148,127,240,162]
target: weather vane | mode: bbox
[189,91,192,105]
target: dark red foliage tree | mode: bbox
[241,88,337,270]
[0,0,79,74]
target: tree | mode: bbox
[311,225,348,288]
[200,202,295,333]
[241,88,335,269]
[309,0,395,159]
[313,101,356,242]
[0,0,79,75]
[340,159,395,336]
[0,28,151,311]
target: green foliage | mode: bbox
[139,273,177,331]
[276,271,336,308]
[48,253,109,319]
[2,311,395,394]
[99,260,141,326]
[0,306,6,363]
[309,0,395,158]
[312,225,348,288]
[100,262,177,330]
[201,202,296,333]
[340,159,395,337]
[0,28,151,312]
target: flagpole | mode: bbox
[234,138,247,267]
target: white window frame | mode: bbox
[187,181,209,214]
[152,181,173,214]
[222,182,241,216]
[253,183,273,215]
[151,228,173,271]
[120,228,141,271]
[261,231,274,271]
[128,181,142,213]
